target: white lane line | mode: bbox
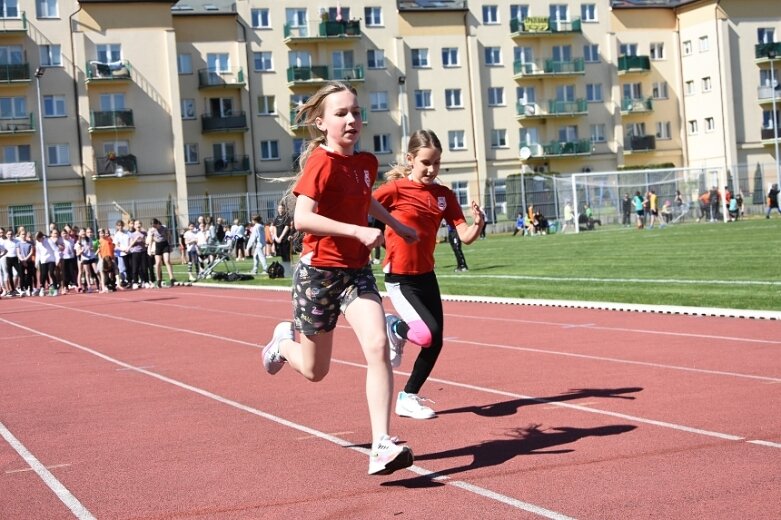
[6,463,71,474]
[11,303,781,448]
[746,440,781,449]
[296,431,353,440]
[0,421,96,520]
[0,319,573,519]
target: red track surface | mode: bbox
[1,287,779,519]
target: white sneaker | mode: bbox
[385,314,405,368]
[395,391,436,420]
[262,322,293,375]
[368,435,414,475]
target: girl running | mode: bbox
[374,129,485,420]
[261,81,418,475]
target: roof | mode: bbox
[397,0,469,12]
[171,0,234,15]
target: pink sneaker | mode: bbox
[368,435,414,475]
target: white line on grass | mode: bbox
[0,421,96,520]
[11,302,781,448]
[0,318,573,520]
[436,274,781,286]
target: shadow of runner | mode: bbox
[436,387,643,418]
[383,424,637,487]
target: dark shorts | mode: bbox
[81,257,97,265]
[292,263,380,336]
[636,210,644,217]
[155,241,172,256]
[651,209,659,216]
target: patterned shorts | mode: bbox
[292,262,380,336]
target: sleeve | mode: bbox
[373,181,397,209]
[293,151,330,201]
[443,189,467,227]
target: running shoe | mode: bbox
[368,435,414,475]
[262,322,293,374]
[385,314,405,368]
[395,391,436,420]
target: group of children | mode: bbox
[260,81,485,476]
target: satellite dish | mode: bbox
[519,146,531,160]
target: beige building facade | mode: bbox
[0,0,779,231]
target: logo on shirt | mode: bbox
[364,170,371,188]
[437,196,447,210]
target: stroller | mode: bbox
[197,236,237,280]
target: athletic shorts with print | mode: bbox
[293,263,380,336]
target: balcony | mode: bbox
[0,161,37,183]
[332,65,365,82]
[89,110,135,133]
[0,113,34,135]
[516,100,587,119]
[621,97,654,114]
[93,154,137,179]
[541,139,592,157]
[624,135,656,153]
[761,127,781,144]
[86,60,132,84]
[510,17,582,38]
[197,68,245,89]
[755,42,781,62]
[0,12,27,35]
[513,58,585,78]
[283,20,362,43]
[204,155,251,176]
[201,112,248,133]
[617,55,651,75]
[287,65,329,85]
[0,63,30,84]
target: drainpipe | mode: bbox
[713,0,729,220]
[463,10,481,203]
[237,17,259,214]
[68,5,89,223]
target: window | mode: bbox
[207,53,230,73]
[763,110,779,130]
[177,54,193,74]
[482,5,499,24]
[685,80,695,95]
[9,205,34,231]
[47,144,69,166]
[556,84,576,102]
[370,91,388,111]
[52,203,73,229]
[251,8,270,28]
[414,90,432,109]
[0,97,25,119]
[373,134,391,154]
[688,120,698,135]
[442,48,459,67]
[590,124,606,143]
[583,44,599,63]
[699,36,709,53]
[253,52,273,72]
[510,4,528,22]
[43,95,66,117]
[103,140,129,157]
[552,45,572,62]
[656,121,671,140]
[550,4,569,21]
[364,7,382,26]
[181,99,196,119]
[758,28,775,45]
[520,128,539,147]
[652,81,668,99]
[260,140,279,160]
[367,49,385,69]
[39,45,61,67]
[257,95,275,115]
[37,0,57,18]
[559,125,578,142]
[702,76,712,92]
[625,122,645,137]
[184,143,198,164]
[286,8,308,37]
[487,87,504,106]
[4,144,31,162]
[448,130,466,150]
[517,86,536,105]
[491,129,507,148]
[581,4,597,22]
[97,44,121,63]
[445,89,463,108]
[451,181,468,206]
[619,43,638,57]
[650,43,664,60]
[623,83,642,100]
[705,117,715,132]
[411,49,429,68]
[485,47,502,66]
[586,83,603,102]
[682,40,692,56]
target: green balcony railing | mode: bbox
[287,66,329,83]
[89,109,134,131]
[332,65,364,81]
[201,112,248,133]
[755,42,781,60]
[0,113,33,133]
[319,20,361,37]
[625,135,656,152]
[86,60,132,82]
[548,98,588,116]
[0,11,27,33]
[197,68,245,88]
[542,139,592,156]
[513,58,585,77]
[0,63,30,83]
[618,55,651,74]
[95,154,137,176]
[204,155,251,176]
[510,16,581,35]
[621,97,654,113]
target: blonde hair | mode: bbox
[384,129,443,182]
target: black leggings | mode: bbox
[39,261,58,290]
[385,271,444,395]
[5,257,19,291]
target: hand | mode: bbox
[354,226,384,249]
[470,200,486,225]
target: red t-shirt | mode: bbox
[293,146,378,268]
[374,178,466,275]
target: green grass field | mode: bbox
[175,217,781,311]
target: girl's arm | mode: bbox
[455,200,485,245]
[368,198,418,244]
[295,195,385,249]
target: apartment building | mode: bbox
[0,0,778,231]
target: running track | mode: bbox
[1,287,779,519]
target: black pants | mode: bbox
[19,259,35,291]
[5,257,19,291]
[448,230,467,270]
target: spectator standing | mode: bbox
[622,193,632,227]
[1,228,20,296]
[632,191,645,229]
[246,215,268,276]
[59,229,77,293]
[561,201,575,233]
[183,223,200,281]
[127,220,148,289]
[113,220,130,287]
[272,203,292,275]
[17,231,35,296]
[150,218,175,287]
[766,183,780,218]
[512,211,525,236]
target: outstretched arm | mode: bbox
[456,200,485,245]
[295,195,385,249]
[369,198,418,244]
